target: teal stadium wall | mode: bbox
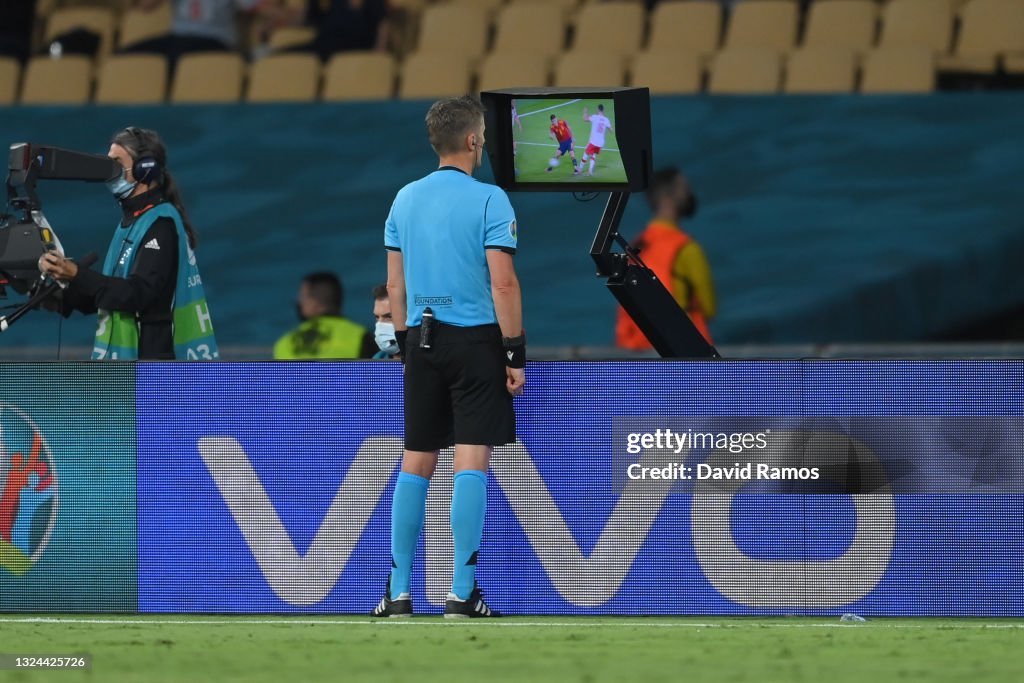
[1,94,1023,354]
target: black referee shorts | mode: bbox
[404,322,515,452]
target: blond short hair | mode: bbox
[425,95,485,155]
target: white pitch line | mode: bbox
[2,618,1024,629]
[516,141,621,154]
[517,99,582,118]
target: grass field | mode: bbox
[514,98,627,184]
[2,616,1024,683]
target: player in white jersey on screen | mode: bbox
[582,104,613,177]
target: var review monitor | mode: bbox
[481,87,652,192]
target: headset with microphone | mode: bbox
[122,126,163,186]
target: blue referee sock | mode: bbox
[389,471,429,600]
[450,469,488,600]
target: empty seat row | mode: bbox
[0,52,395,105]
[37,3,171,55]
[0,45,940,107]
[406,0,1024,74]
[36,0,1024,69]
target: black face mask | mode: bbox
[679,194,699,219]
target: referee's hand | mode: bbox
[506,367,525,397]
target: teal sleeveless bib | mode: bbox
[92,203,219,360]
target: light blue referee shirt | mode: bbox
[385,167,518,328]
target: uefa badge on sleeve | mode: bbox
[509,219,517,243]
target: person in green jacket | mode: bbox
[273,272,376,359]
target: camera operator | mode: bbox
[372,95,525,619]
[38,127,218,360]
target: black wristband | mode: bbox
[502,334,526,369]
[396,329,408,360]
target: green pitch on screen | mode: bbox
[513,98,627,184]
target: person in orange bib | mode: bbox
[615,167,716,349]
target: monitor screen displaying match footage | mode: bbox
[510,98,627,185]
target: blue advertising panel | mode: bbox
[137,361,1024,615]
[0,363,137,611]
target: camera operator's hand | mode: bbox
[38,252,78,282]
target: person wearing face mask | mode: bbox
[273,272,376,359]
[37,127,218,360]
[372,95,525,620]
[370,283,399,360]
[615,166,716,349]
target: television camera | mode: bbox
[0,143,113,331]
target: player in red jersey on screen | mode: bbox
[546,114,580,175]
[582,104,614,177]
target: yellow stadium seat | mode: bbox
[36,0,59,19]
[20,56,93,105]
[571,1,645,55]
[52,0,130,8]
[323,51,396,101]
[44,6,115,55]
[553,50,625,87]
[861,46,934,93]
[940,0,1024,73]
[171,53,245,103]
[416,4,490,60]
[708,47,782,94]
[37,0,130,22]
[447,0,507,17]
[477,52,551,91]
[516,0,580,19]
[1006,52,1024,74]
[390,0,427,8]
[268,26,316,51]
[117,4,172,49]
[95,54,167,104]
[955,0,1018,15]
[629,51,703,94]
[879,0,955,53]
[647,1,723,56]
[492,3,568,58]
[0,58,19,106]
[802,0,877,52]
[398,52,472,100]
[724,0,799,52]
[784,46,857,93]
[388,0,427,56]
[246,54,321,102]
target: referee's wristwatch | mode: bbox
[503,332,526,369]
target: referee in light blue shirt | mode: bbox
[372,95,525,620]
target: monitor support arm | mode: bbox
[590,191,720,359]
